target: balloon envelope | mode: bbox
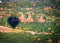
[8,16,19,28]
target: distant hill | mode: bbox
[1,0,50,3]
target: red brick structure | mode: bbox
[26,14,34,22]
[38,15,45,22]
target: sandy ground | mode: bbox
[0,26,60,35]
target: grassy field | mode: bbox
[0,32,60,43]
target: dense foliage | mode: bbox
[0,33,60,43]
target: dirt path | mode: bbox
[0,26,59,35]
